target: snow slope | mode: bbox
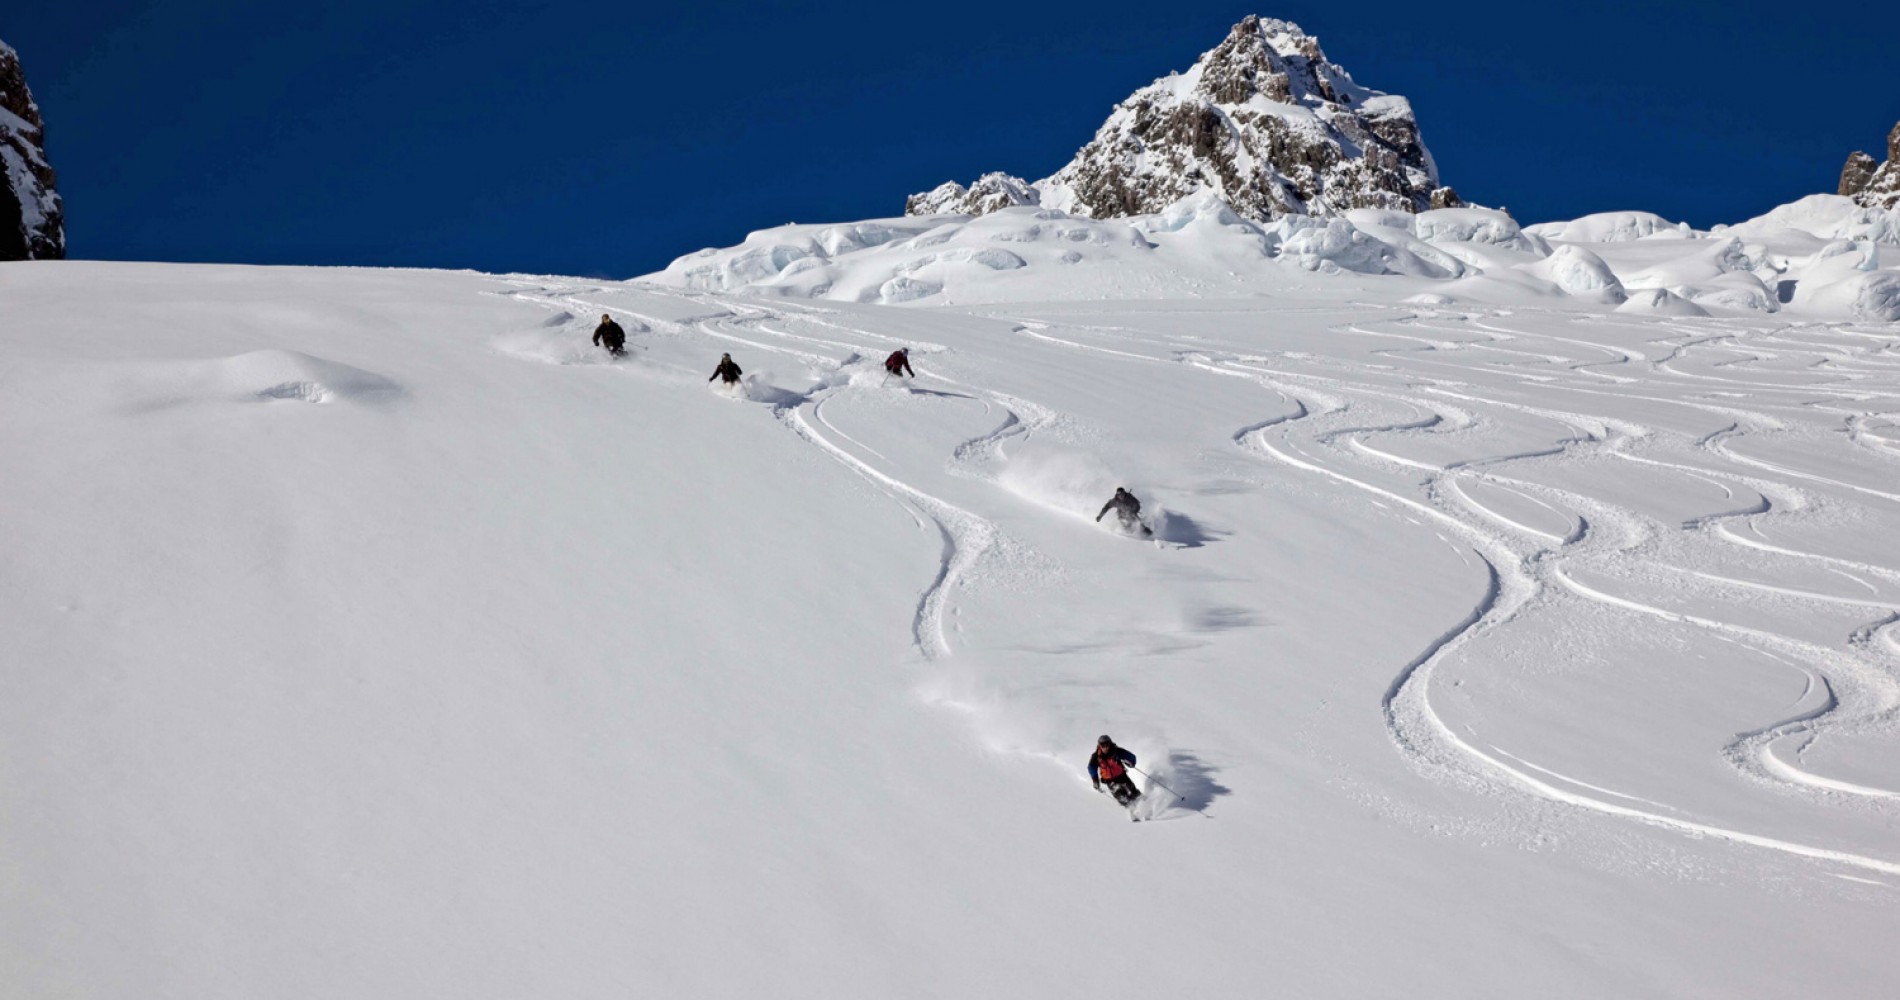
[5,258,1900,998]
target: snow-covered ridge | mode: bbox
[0,37,63,261]
[643,191,1900,322]
[905,15,1458,224]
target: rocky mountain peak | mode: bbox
[906,15,1458,224]
[0,39,64,261]
[1840,121,1900,211]
[1196,15,1347,107]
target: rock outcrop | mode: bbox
[1841,122,1900,211]
[905,172,1038,217]
[1840,150,1878,198]
[0,38,63,260]
[907,15,1457,223]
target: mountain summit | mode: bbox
[0,38,64,261]
[907,15,1458,222]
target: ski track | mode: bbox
[1002,307,1900,864]
[705,299,1004,664]
[500,279,1900,874]
[490,281,989,662]
[1197,310,1900,876]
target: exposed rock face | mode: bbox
[907,15,1457,222]
[0,39,63,260]
[1851,122,1900,210]
[1840,150,1878,198]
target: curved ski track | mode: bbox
[502,282,1031,664]
[1017,306,1900,876]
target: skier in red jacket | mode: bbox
[1088,735,1141,805]
[884,348,915,378]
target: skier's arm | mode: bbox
[1118,749,1136,767]
[1087,759,1100,786]
[1096,500,1115,521]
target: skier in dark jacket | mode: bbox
[593,314,627,356]
[709,352,743,385]
[884,348,915,378]
[1095,488,1143,530]
[1088,735,1141,804]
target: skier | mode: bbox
[709,352,743,386]
[1095,487,1145,533]
[884,348,915,378]
[1089,735,1141,805]
[593,313,627,356]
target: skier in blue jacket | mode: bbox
[1088,735,1141,804]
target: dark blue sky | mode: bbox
[6,1,1897,276]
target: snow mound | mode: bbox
[653,218,945,295]
[1522,245,1626,303]
[649,210,1131,304]
[1605,237,1782,314]
[1339,210,1471,278]
[1615,287,1710,317]
[878,275,943,302]
[1685,275,1782,313]
[1525,211,1691,243]
[1269,217,1387,274]
[1414,208,1530,247]
[1722,194,1900,246]
[1794,259,1900,321]
[1136,189,1260,236]
[127,350,400,408]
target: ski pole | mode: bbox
[1128,766,1186,804]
